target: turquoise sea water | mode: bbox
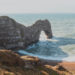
[1,13,75,61]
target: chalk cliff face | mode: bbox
[0,16,52,50]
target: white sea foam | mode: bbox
[62,56,75,62]
[18,29,75,62]
[18,50,75,62]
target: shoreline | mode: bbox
[39,58,75,71]
[16,51,75,69]
[17,51,75,66]
[40,58,75,65]
[21,55,75,73]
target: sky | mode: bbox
[0,0,75,14]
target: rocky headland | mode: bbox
[0,16,52,50]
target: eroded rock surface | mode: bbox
[0,16,52,50]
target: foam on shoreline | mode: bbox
[18,50,75,62]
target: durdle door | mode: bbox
[0,16,53,50]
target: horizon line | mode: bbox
[0,12,75,14]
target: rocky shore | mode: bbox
[0,49,75,75]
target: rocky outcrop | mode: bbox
[0,49,25,66]
[0,49,75,75]
[0,16,52,50]
[0,49,58,75]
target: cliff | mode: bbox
[0,16,52,50]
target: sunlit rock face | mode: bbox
[0,16,52,50]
